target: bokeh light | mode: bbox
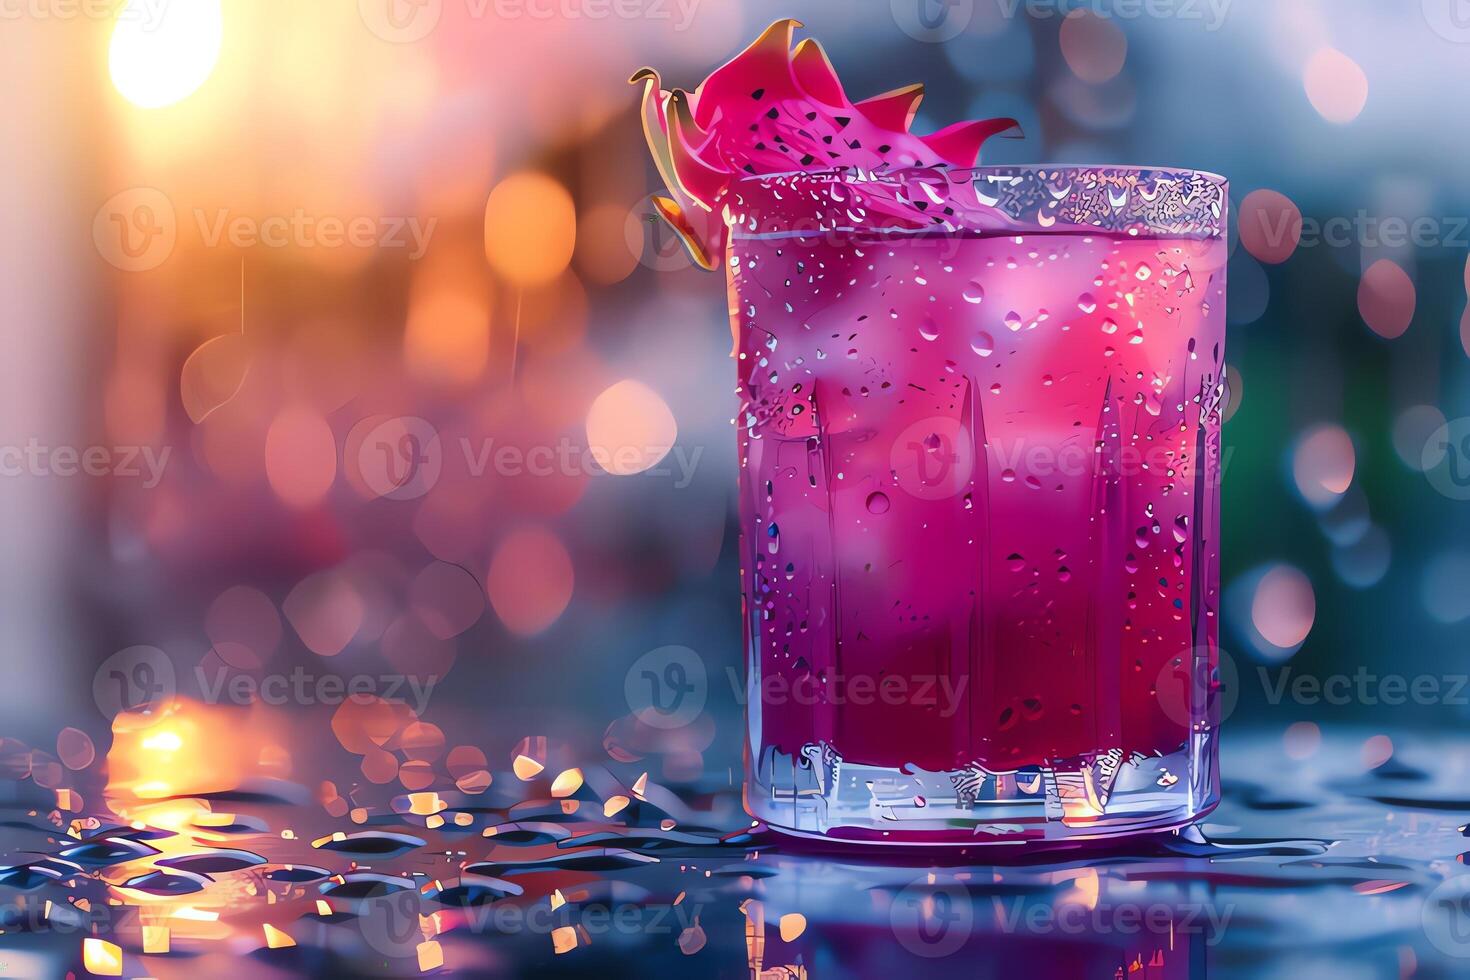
[1292,424,1356,509]
[1238,190,1301,265]
[264,407,337,509]
[1249,564,1317,654]
[1058,11,1127,84]
[1357,259,1416,339]
[1302,48,1368,124]
[1283,721,1321,761]
[109,0,223,109]
[487,527,574,636]
[483,172,577,287]
[585,380,678,476]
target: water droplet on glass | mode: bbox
[963,281,985,304]
[971,332,995,357]
[1078,293,1097,314]
[865,491,891,514]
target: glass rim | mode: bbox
[734,163,1229,239]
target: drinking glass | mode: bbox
[733,165,1228,843]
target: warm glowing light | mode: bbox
[483,172,577,286]
[550,768,584,798]
[487,528,575,636]
[552,925,580,954]
[1250,565,1316,650]
[513,754,545,781]
[84,937,124,976]
[405,278,491,387]
[603,795,631,817]
[263,923,296,949]
[585,380,679,476]
[1303,47,1368,124]
[141,730,183,752]
[418,940,445,972]
[1357,259,1415,339]
[1292,424,1356,508]
[779,913,808,942]
[142,925,171,954]
[109,0,223,109]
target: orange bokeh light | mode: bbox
[483,172,577,287]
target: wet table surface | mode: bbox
[2,727,1469,979]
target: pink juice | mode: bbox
[634,24,1227,841]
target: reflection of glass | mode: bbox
[734,166,1228,843]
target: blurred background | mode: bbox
[2,0,1470,810]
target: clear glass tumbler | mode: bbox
[733,165,1228,843]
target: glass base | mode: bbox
[746,731,1218,845]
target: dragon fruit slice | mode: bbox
[632,19,1020,270]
